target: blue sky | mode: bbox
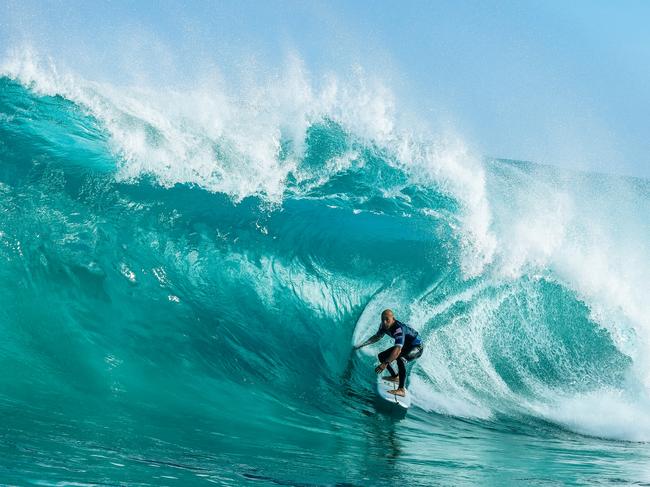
[1,0,649,177]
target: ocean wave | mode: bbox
[1,52,649,447]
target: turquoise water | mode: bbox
[1,63,650,486]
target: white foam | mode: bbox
[486,166,650,369]
[409,375,492,420]
[531,388,650,442]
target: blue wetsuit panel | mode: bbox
[378,320,421,348]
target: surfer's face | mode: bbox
[381,314,394,329]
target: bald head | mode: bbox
[380,309,395,329]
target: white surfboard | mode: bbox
[375,375,411,408]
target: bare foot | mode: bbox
[387,388,406,397]
[382,375,399,382]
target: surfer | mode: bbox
[354,309,423,396]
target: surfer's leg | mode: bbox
[405,345,423,361]
[396,356,407,389]
[377,348,390,363]
[378,348,398,378]
[397,345,424,388]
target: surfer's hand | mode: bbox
[375,363,387,374]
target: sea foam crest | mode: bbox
[1,47,497,277]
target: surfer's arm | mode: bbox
[374,345,402,373]
[383,345,402,364]
[354,332,382,349]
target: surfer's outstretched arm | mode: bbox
[354,332,382,350]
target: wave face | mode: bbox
[1,57,650,485]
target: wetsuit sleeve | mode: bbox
[393,326,404,347]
